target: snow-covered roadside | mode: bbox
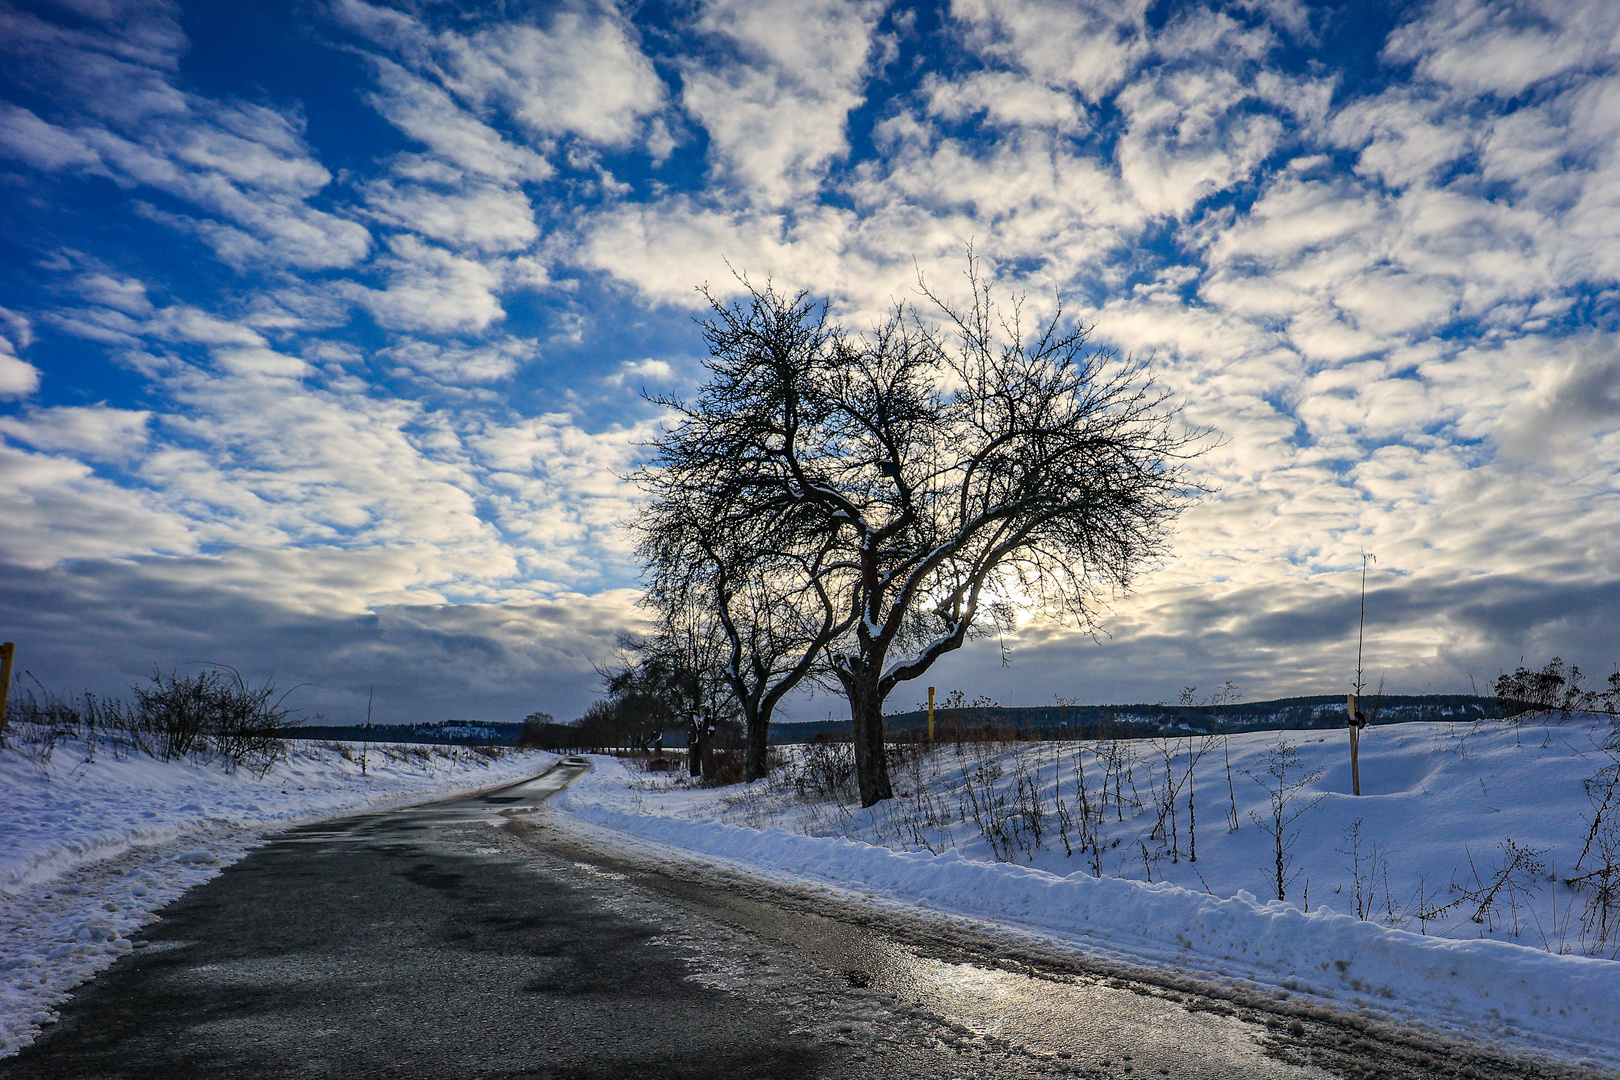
[550,721,1620,1071]
[0,734,555,1058]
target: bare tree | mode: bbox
[638,258,1202,806]
[636,287,858,782]
[608,610,732,776]
[639,527,852,782]
[1247,739,1325,902]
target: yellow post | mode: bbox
[0,642,13,738]
[928,686,935,744]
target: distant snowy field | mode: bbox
[552,715,1620,1069]
[0,731,555,1058]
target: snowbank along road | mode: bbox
[3,761,1603,1080]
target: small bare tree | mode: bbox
[608,608,732,777]
[1247,738,1325,902]
[1347,552,1379,795]
[1495,657,1608,720]
[637,257,1204,806]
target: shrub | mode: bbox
[794,740,856,801]
[1495,657,1620,719]
[701,748,746,786]
[2,667,292,774]
[133,667,291,773]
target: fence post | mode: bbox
[0,642,13,739]
[928,686,935,744]
[1346,693,1362,796]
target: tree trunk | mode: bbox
[847,674,893,807]
[688,721,703,778]
[745,710,769,782]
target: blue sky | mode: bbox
[2,0,1618,725]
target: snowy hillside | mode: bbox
[0,728,555,1058]
[552,713,1620,1068]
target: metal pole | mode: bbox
[928,686,935,744]
[1354,552,1374,696]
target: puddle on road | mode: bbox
[458,777,1333,1079]
[903,955,1318,1077]
[816,931,1326,1079]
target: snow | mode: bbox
[0,729,554,1058]
[8,710,1620,1070]
[550,714,1620,1069]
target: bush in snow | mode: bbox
[1569,720,1620,956]
[1245,739,1324,902]
[1494,657,1620,720]
[4,668,292,775]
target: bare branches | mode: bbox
[634,258,1207,805]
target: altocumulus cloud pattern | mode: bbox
[1,0,1618,724]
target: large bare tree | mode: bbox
[638,260,1203,805]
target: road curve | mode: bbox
[2,762,1593,1080]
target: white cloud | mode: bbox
[0,405,150,461]
[0,104,104,171]
[0,352,40,399]
[0,309,39,398]
[469,412,657,576]
[0,18,372,272]
[604,358,673,387]
[1331,90,1474,190]
[1117,67,1284,218]
[1233,0,1314,42]
[441,12,666,145]
[345,235,505,334]
[5,272,668,609]
[1491,332,1620,464]
[949,0,1150,102]
[681,0,885,205]
[924,71,1088,133]
[379,337,532,384]
[76,274,154,316]
[1383,0,1618,99]
[364,180,539,253]
[11,0,1620,712]
[337,0,666,149]
[0,1,187,126]
[365,60,553,186]
[1111,12,1295,219]
[0,441,195,567]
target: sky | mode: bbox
[1,0,1618,727]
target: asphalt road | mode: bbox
[1,764,1599,1080]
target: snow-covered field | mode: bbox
[0,728,555,1058]
[551,714,1620,1069]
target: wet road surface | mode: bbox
[3,763,1598,1079]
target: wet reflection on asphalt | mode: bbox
[872,949,1311,1077]
[485,765,1332,1080]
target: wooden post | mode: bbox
[0,642,12,738]
[1346,693,1362,796]
[928,686,935,744]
